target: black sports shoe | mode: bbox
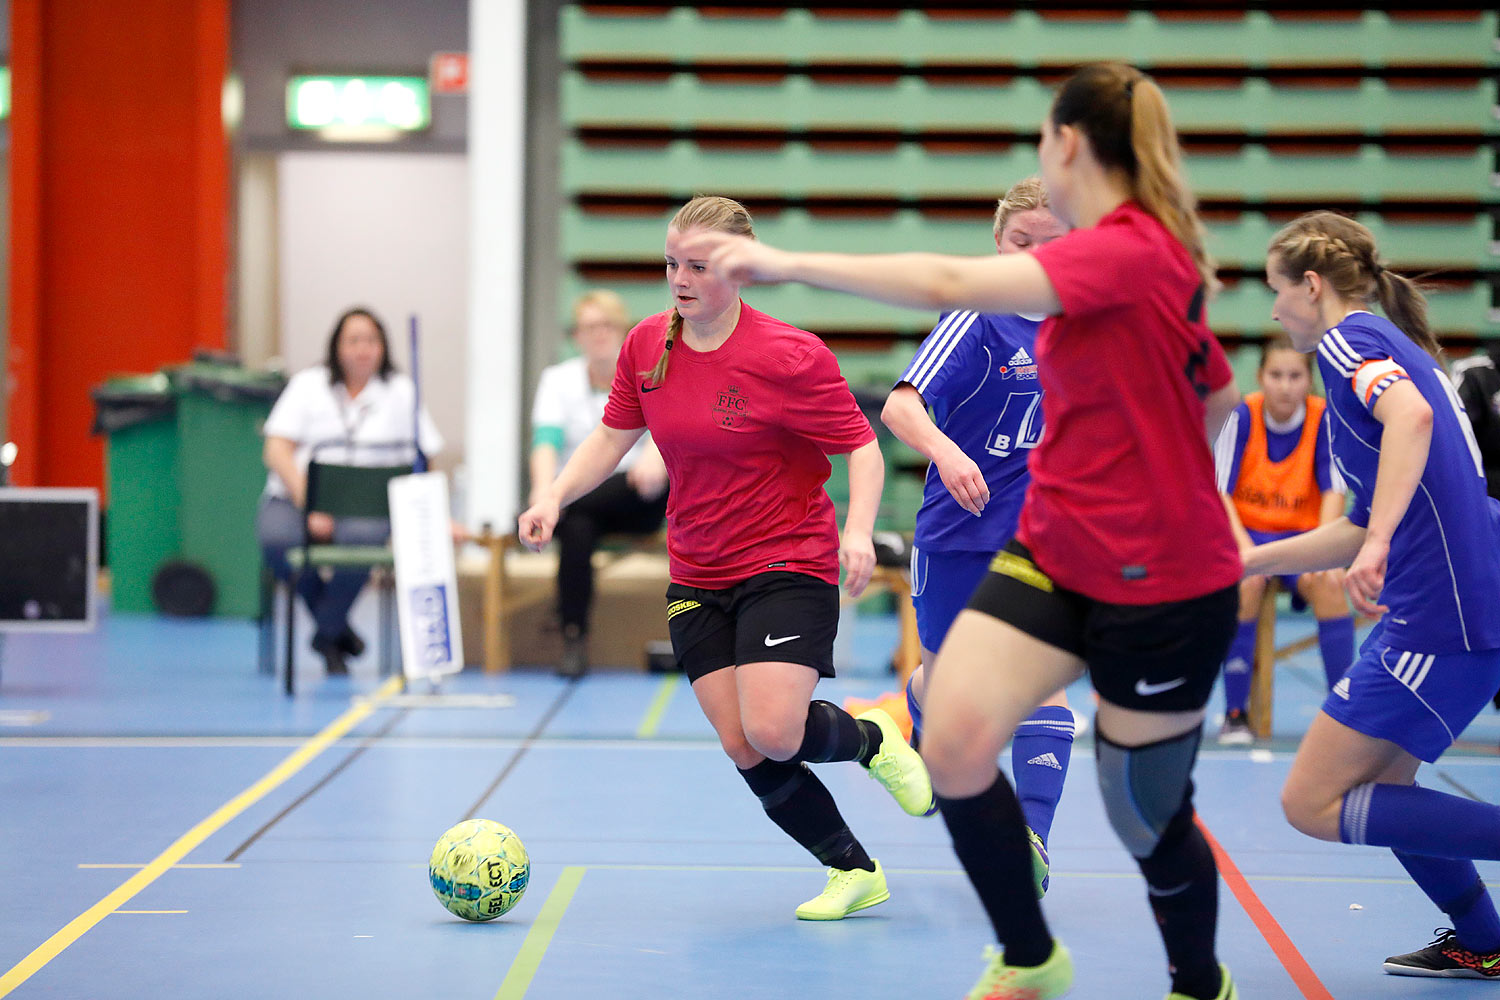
[336,627,366,659]
[310,635,349,676]
[1383,928,1500,978]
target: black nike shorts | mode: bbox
[665,571,839,683]
[965,540,1238,712]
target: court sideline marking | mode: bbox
[492,866,586,1000]
[0,676,403,999]
[1198,819,1335,1000]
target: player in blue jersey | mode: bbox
[880,177,1073,897]
[1246,211,1500,980]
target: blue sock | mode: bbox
[905,674,923,747]
[1317,616,1355,690]
[1342,782,1500,860]
[1394,850,1500,953]
[1221,620,1256,714]
[1011,705,1075,846]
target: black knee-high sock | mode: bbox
[792,700,883,765]
[938,771,1053,967]
[1137,794,1222,1000]
[739,758,875,872]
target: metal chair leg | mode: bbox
[284,568,297,696]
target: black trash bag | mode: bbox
[152,560,216,617]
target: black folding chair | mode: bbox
[281,455,412,695]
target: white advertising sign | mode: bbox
[388,472,464,682]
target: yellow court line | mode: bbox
[634,674,681,739]
[492,866,586,1000]
[0,675,403,998]
[78,863,241,870]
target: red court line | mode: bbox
[1197,817,1335,1000]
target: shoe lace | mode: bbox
[821,867,861,894]
[868,751,907,788]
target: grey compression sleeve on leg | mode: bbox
[1095,726,1202,858]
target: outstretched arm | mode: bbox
[687,232,1062,317]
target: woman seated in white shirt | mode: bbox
[530,291,668,676]
[257,306,443,676]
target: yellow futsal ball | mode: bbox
[428,818,530,921]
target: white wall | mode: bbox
[276,151,470,467]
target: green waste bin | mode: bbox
[92,374,182,614]
[170,363,285,618]
[93,361,286,618]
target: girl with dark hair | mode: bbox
[258,307,442,676]
[1249,211,1500,981]
[519,196,933,921]
[690,63,1242,1000]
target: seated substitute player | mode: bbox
[881,176,1074,896]
[1213,337,1353,744]
[519,195,933,922]
[1247,211,1500,981]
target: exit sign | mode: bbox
[286,75,430,133]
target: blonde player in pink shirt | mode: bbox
[519,195,933,922]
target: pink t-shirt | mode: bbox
[1021,200,1241,604]
[603,302,876,588]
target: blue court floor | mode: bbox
[3,606,1500,999]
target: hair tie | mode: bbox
[1371,260,1385,278]
[664,338,673,349]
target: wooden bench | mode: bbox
[474,530,921,678]
[1247,579,1374,740]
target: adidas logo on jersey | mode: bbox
[1333,677,1351,701]
[1026,752,1063,770]
[999,345,1039,380]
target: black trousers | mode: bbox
[555,472,667,633]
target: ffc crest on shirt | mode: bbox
[713,384,749,428]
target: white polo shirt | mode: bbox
[532,356,647,472]
[262,366,445,499]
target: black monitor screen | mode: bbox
[0,488,98,630]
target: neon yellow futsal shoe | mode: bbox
[858,707,935,816]
[1027,827,1050,899]
[967,940,1073,1000]
[1166,963,1237,1000]
[794,859,889,920]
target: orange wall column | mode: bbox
[7,0,230,489]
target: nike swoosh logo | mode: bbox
[1134,677,1187,697]
[764,634,801,647]
[640,382,662,393]
[1485,956,1500,969]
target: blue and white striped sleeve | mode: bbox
[1318,326,1410,411]
[897,310,982,401]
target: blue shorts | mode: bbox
[1245,528,1309,604]
[910,546,994,652]
[1322,629,1500,762]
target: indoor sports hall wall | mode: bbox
[555,5,1500,382]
